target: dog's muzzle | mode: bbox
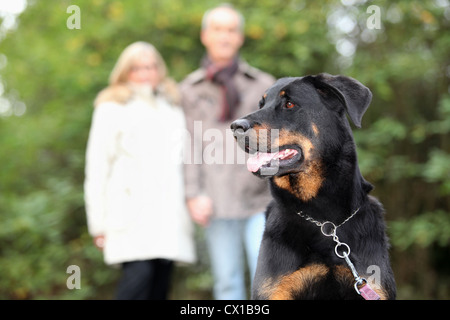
[231,118,303,176]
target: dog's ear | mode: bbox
[313,73,372,128]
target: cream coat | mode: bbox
[84,95,196,265]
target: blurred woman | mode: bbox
[84,41,196,300]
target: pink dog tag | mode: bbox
[359,283,381,300]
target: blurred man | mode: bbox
[180,4,275,300]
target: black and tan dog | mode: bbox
[230,73,396,300]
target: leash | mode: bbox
[297,208,381,300]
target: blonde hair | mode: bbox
[94,41,180,106]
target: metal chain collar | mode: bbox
[297,207,368,295]
[298,207,361,230]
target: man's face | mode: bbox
[201,8,244,64]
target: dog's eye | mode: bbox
[285,101,295,109]
[259,98,265,109]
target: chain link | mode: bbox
[336,207,361,229]
[297,207,360,230]
[297,207,365,295]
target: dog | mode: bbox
[230,73,396,300]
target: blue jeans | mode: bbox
[205,212,266,300]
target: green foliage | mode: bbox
[0,0,449,299]
[391,210,450,249]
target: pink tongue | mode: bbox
[247,152,278,172]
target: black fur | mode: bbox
[230,73,396,300]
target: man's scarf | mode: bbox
[202,56,241,122]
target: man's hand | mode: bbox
[187,195,213,227]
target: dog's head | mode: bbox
[231,73,372,200]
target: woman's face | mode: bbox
[127,55,160,88]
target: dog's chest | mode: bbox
[256,263,361,300]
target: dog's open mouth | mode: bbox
[247,147,301,174]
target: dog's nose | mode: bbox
[231,119,251,141]
[230,119,251,133]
